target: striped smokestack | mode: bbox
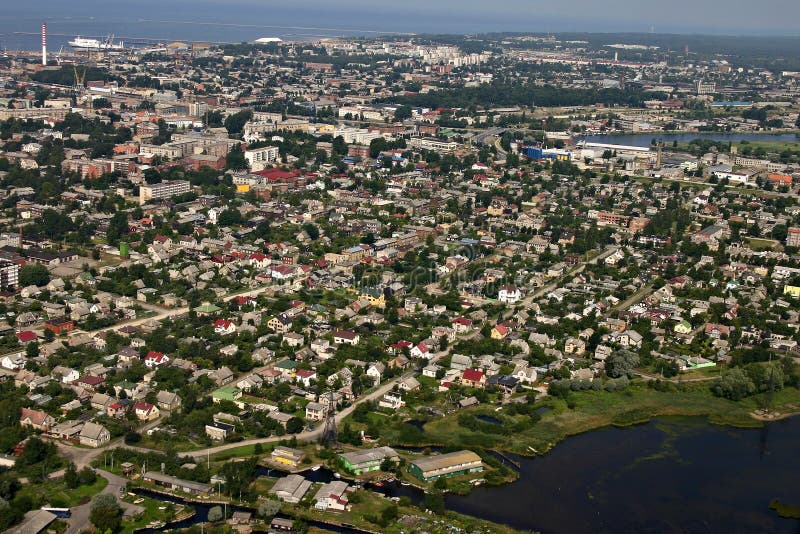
[41,22,47,65]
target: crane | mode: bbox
[72,64,87,94]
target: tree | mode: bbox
[92,98,111,109]
[286,417,304,434]
[605,349,639,378]
[64,462,79,489]
[106,211,129,246]
[224,110,253,135]
[258,500,280,518]
[393,105,413,121]
[217,208,244,227]
[18,264,49,287]
[25,343,39,358]
[421,492,445,515]
[207,505,224,522]
[90,494,123,532]
[225,143,248,171]
[713,368,756,400]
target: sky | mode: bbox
[2,0,799,39]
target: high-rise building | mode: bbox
[787,227,800,248]
[139,180,191,205]
[0,259,20,288]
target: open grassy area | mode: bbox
[415,384,800,456]
[18,477,108,508]
[748,237,782,252]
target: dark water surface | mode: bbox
[133,417,800,533]
[447,417,800,533]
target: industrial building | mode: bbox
[271,446,306,468]
[143,471,212,496]
[408,450,483,482]
[339,446,399,475]
[269,473,312,503]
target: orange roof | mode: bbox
[768,173,792,184]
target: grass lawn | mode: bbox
[748,237,782,252]
[19,477,108,508]
[416,384,800,456]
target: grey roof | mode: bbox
[339,446,399,467]
[6,510,57,534]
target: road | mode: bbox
[506,246,619,317]
[67,282,285,339]
[64,469,144,534]
[180,370,416,458]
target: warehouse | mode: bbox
[143,471,212,496]
[408,450,483,482]
[269,474,312,503]
[271,446,306,468]
[339,446,399,475]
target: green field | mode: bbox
[18,477,108,508]
[409,385,800,456]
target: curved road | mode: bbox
[181,371,413,458]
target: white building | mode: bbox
[244,146,280,171]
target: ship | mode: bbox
[69,36,124,51]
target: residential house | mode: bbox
[498,285,522,304]
[78,422,111,448]
[410,342,432,360]
[564,337,586,355]
[133,401,160,421]
[378,391,405,410]
[461,369,486,389]
[332,329,360,345]
[214,319,237,335]
[305,401,326,421]
[155,391,181,411]
[313,481,352,512]
[19,407,55,431]
[268,314,293,334]
[144,351,170,368]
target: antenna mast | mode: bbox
[322,390,337,447]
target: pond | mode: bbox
[475,415,502,425]
[446,417,800,533]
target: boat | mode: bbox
[373,481,383,487]
[310,465,320,471]
[333,472,341,479]
[69,36,124,51]
[400,481,411,486]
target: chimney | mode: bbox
[41,22,47,66]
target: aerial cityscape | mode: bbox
[0,3,799,533]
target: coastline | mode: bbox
[384,386,800,459]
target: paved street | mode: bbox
[65,469,143,534]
